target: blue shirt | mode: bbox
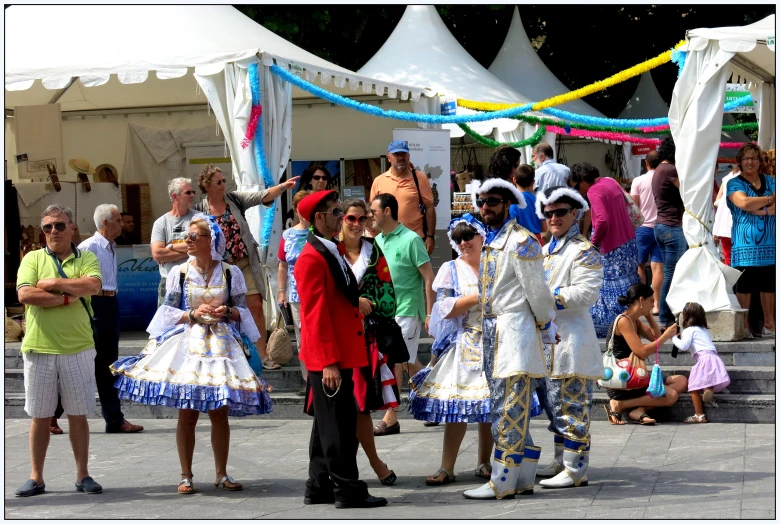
[77,232,117,291]
[279,228,309,303]
[726,174,775,268]
[509,192,543,234]
[534,159,571,192]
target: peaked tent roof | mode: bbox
[4,5,433,111]
[488,7,605,118]
[357,5,533,137]
[618,72,669,120]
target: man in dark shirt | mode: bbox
[651,137,688,329]
[114,213,139,245]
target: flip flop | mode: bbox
[474,462,492,479]
[178,477,195,495]
[215,475,243,491]
[631,413,657,426]
[604,404,625,425]
[425,468,456,486]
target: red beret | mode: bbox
[298,190,338,223]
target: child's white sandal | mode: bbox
[683,414,707,424]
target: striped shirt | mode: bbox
[78,232,117,291]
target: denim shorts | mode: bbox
[635,226,663,264]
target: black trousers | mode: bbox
[56,296,124,429]
[305,369,368,503]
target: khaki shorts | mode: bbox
[235,257,260,296]
[23,349,97,418]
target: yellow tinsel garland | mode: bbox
[458,40,687,112]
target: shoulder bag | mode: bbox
[619,182,644,228]
[598,314,650,390]
[48,251,99,346]
[409,162,430,240]
[366,313,408,367]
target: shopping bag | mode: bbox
[646,342,666,398]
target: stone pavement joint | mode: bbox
[4,419,774,519]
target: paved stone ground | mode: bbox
[4,418,774,520]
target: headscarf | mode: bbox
[191,213,226,262]
[447,213,486,255]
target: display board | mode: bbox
[116,245,160,332]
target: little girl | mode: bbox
[672,302,731,423]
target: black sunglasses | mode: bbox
[454,230,476,243]
[543,208,573,219]
[311,175,328,181]
[42,222,68,234]
[476,197,506,208]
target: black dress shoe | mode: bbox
[335,495,388,509]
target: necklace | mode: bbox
[193,260,218,282]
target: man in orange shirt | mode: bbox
[370,141,437,255]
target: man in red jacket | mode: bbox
[294,190,388,510]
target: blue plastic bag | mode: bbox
[243,334,264,377]
[646,352,665,399]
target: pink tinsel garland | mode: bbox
[547,125,750,149]
[240,105,263,149]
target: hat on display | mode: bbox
[298,190,339,223]
[94,164,119,186]
[535,186,590,220]
[387,140,410,154]
[470,178,527,213]
[68,158,94,175]
[447,213,486,255]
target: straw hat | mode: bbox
[68,158,94,175]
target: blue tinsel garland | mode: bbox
[248,63,275,250]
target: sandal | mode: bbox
[475,462,492,479]
[215,475,243,491]
[50,416,64,435]
[425,467,456,486]
[632,412,657,426]
[378,463,397,486]
[262,357,282,370]
[178,474,195,495]
[46,164,61,192]
[604,405,625,426]
[683,414,707,424]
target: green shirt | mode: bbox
[16,246,102,355]
[375,223,430,321]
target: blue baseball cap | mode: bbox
[387,140,410,154]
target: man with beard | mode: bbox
[294,190,387,509]
[114,213,138,245]
[528,186,604,490]
[463,179,556,500]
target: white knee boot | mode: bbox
[540,444,589,489]
[536,436,563,478]
[515,445,541,495]
[463,458,520,500]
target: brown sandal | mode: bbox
[604,405,625,425]
[46,164,61,192]
[425,468,455,486]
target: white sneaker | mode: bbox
[762,328,776,338]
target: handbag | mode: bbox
[367,313,409,367]
[48,251,99,346]
[267,313,293,365]
[598,314,651,390]
[646,340,666,398]
[621,186,645,229]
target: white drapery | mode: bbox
[667,41,743,314]
[492,121,548,166]
[757,82,776,150]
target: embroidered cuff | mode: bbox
[553,288,567,311]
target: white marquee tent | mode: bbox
[667,14,775,315]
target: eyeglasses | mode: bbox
[543,208,573,219]
[742,157,760,163]
[42,222,68,234]
[319,207,344,218]
[454,230,476,243]
[344,214,369,225]
[214,179,226,186]
[476,197,505,208]
[185,233,210,242]
[181,190,196,196]
[311,175,328,181]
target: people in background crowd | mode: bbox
[114,212,139,245]
[112,214,272,495]
[570,163,640,338]
[651,137,688,330]
[532,142,571,193]
[370,141,437,255]
[195,164,299,370]
[15,204,104,497]
[488,146,545,242]
[727,143,776,337]
[630,150,664,314]
[298,162,335,193]
[603,284,687,426]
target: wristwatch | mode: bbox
[425,235,435,240]
[188,310,196,323]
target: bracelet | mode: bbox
[278,288,286,292]
[188,310,196,323]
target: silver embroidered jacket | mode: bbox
[543,225,604,379]
[480,219,554,379]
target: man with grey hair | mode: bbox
[532,142,571,193]
[58,204,143,433]
[15,204,104,496]
[151,177,197,306]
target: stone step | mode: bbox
[4,391,774,423]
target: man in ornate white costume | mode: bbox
[529,186,604,490]
[463,179,556,500]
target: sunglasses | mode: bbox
[318,207,344,218]
[42,222,68,234]
[476,197,505,208]
[344,214,369,225]
[214,179,226,186]
[454,230,476,243]
[543,208,573,219]
[185,233,210,242]
[180,190,196,196]
[311,175,328,181]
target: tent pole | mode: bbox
[47,77,78,104]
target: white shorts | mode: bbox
[23,349,97,418]
[395,316,422,364]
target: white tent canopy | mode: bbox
[618,72,669,120]
[489,7,605,119]
[666,14,775,315]
[357,5,535,139]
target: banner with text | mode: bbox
[117,245,161,332]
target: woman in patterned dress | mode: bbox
[340,198,400,486]
[112,214,272,494]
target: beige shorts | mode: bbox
[235,257,260,296]
[395,316,422,364]
[23,349,97,418]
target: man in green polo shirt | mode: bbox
[370,193,436,436]
[15,204,104,497]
